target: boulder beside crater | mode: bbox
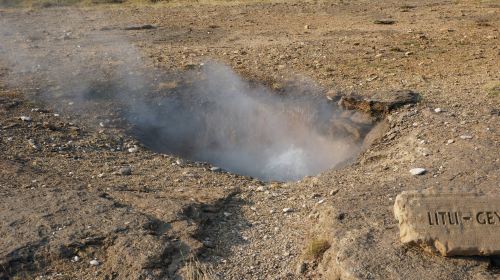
[339,90,420,118]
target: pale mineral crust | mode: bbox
[394,191,500,256]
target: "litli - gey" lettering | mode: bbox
[427,211,500,226]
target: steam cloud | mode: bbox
[0,13,365,181]
[132,63,361,181]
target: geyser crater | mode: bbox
[129,63,375,182]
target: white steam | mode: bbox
[131,62,361,181]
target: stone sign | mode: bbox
[394,191,500,256]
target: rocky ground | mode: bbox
[0,0,499,279]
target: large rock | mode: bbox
[338,90,420,118]
[394,191,500,256]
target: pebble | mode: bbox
[20,116,32,122]
[374,19,396,25]
[28,139,40,150]
[420,148,431,156]
[89,259,99,266]
[434,108,442,113]
[282,208,294,213]
[410,168,427,175]
[119,167,132,176]
[203,240,215,248]
[128,146,139,153]
[223,212,232,217]
[447,139,455,144]
[210,166,221,172]
[256,186,266,192]
[329,188,340,196]
[296,262,307,274]
[460,135,473,139]
[72,256,80,262]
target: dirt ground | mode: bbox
[0,0,499,279]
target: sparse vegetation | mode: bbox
[183,257,217,280]
[485,81,500,97]
[304,238,330,260]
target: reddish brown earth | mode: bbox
[0,1,499,279]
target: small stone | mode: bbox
[119,167,132,176]
[329,188,340,196]
[409,168,426,176]
[20,116,32,122]
[447,139,455,144]
[203,240,215,248]
[304,24,310,30]
[374,19,396,25]
[256,186,266,192]
[283,208,294,213]
[210,166,221,172]
[89,259,99,266]
[28,139,40,150]
[296,262,307,274]
[175,159,184,165]
[460,135,473,139]
[420,148,431,156]
[223,212,232,217]
[317,199,325,204]
[72,256,80,262]
[405,51,414,56]
[434,108,442,113]
[128,146,139,153]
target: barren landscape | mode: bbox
[0,0,499,279]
